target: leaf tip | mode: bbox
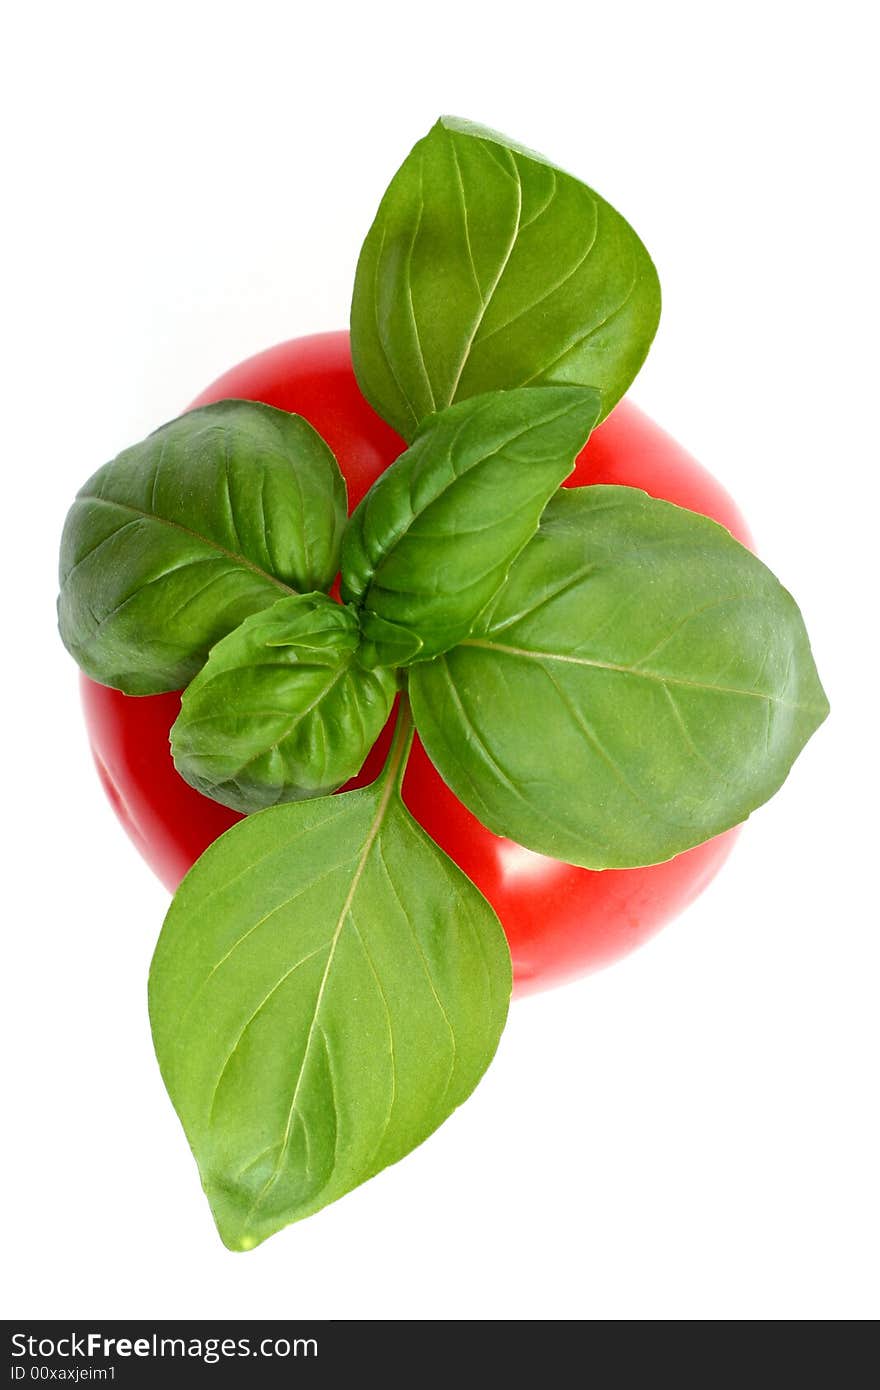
[220,1227,261,1254]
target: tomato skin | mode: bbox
[80,331,750,993]
[186,331,405,511]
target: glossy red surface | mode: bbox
[81,330,750,993]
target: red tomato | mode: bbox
[81,331,751,993]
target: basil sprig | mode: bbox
[57,115,829,1250]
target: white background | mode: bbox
[4,0,877,1321]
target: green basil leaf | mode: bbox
[148,754,511,1250]
[350,115,660,439]
[171,594,397,814]
[58,401,347,694]
[410,487,829,869]
[340,386,601,668]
